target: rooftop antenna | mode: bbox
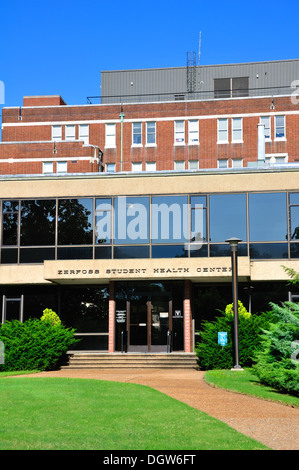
[198,31,202,66]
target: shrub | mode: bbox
[40,308,61,326]
[0,315,79,372]
[195,305,275,370]
[252,301,299,396]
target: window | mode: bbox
[260,116,271,140]
[105,124,116,148]
[65,125,76,141]
[79,124,89,144]
[232,118,243,142]
[106,163,116,173]
[174,161,185,171]
[214,77,249,98]
[57,161,67,173]
[249,192,287,241]
[131,162,142,172]
[95,198,112,244]
[151,195,188,244]
[209,194,247,243]
[145,162,156,171]
[146,122,156,145]
[52,126,62,142]
[232,159,243,168]
[2,200,19,246]
[188,120,199,144]
[114,196,150,245]
[217,118,228,143]
[217,159,228,168]
[275,115,286,140]
[174,121,185,144]
[132,122,142,145]
[20,200,56,246]
[58,198,93,245]
[265,154,288,165]
[188,161,199,170]
[43,161,54,174]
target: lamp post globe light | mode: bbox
[225,237,244,371]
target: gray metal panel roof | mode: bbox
[100,59,299,103]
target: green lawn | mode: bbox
[205,368,299,408]
[0,376,269,450]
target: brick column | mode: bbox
[108,281,115,353]
[183,280,192,353]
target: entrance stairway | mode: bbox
[61,352,198,370]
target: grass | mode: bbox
[0,376,269,450]
[205,368,299,408]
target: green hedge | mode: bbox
[195,305,276,370]
[0,317,79,372]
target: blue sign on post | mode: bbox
[218,332,227,346]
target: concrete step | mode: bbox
[61,353,198,369]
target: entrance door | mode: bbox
[127,294,172,352]
[2,295,23,323]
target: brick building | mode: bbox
[0,59,299,361]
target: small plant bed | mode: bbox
[205,368,299,408]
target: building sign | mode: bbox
[44,257,250,282]
[116,310,126,323]
[218,332,227,346]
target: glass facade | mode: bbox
[0,191,297,263]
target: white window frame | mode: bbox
[217,118,228,143]
[57,161,68,173]
[217,159,228,168]
[174,121,185,145]
[265,153,288,164]
[232,158,243,168]
[79,124,89,145]
[188,120,199,145]
[51,125,62,142]
[274,115,286,141]
[42,161,54,174]
[131,162,143,172]
[174,161,185,171]
[232,117,243,143]
[188,161,199,170]
[65,125,76,141]
[132,122,142,146]
[105,123,116,148]
[146,122,156,146]
[145,162,156,171]
[260,116,271,141]
[106,163,116,173]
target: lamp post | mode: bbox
[226,237,243,371]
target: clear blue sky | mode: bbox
[0,0,298,109]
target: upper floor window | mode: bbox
[105,123,116,148]
[106,163,116,173]
[132,122,142,146]
[174,121,185,144]
[65,125,76,141]
[275,115,286,140]
[217,118,228,143]
[214,77,249,98]
[132,162,142,172]
[218,159,228,168]
[57,161,68,173]
[146,162,156,171]
[146,122,156,145]
[43,161,54,174]
[188,120,199,145]
[188,161,199,170]
[260,116,271,140]
[174,161,185,171]
[52,125,62,142]
[79,124,89,145]
[232,117,243,142]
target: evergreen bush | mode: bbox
[0,312,79,372]
[252,301,299,396]
[195,302,275,370]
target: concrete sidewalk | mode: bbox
[18,368,299,450]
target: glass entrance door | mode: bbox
[127,294,171,352]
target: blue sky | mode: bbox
[0,0,298,109]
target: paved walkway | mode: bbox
[18,368,299,450]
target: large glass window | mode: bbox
[151,196,188,244]
[58,198,93,245]
[2,200,19,246]
[114,197,149,245]
[249,193,287,241]
[209,194,247,242]
[95,198,112,245]
[20,200,56,246]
